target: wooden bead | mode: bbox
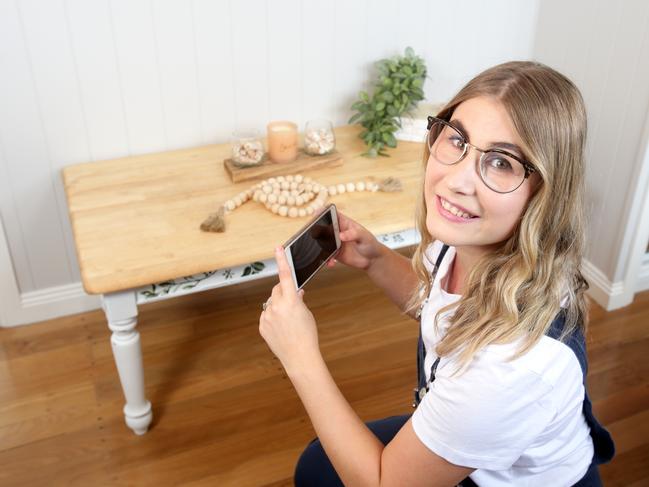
[337,184,346,194]
[346,182,355,192]
[298,208,306,217]
[287,196,295,206]
[305,184,313,192]
[288,207,298,218]
[233,195,242,206]
[225,200,235,211]
[267,194,277,204]
[278,195,287,205]
[262,185,272,194]
[295,195,304,206]
[259,193,267,203]
[271,203,280,214]
[281,181,289,190]
[268,177,276,184]
[279,206,288,217]
[328,185,337,195]
[286,175,294,182]
[253,192,260,202]
[289,181,298,190]
[306,206,314,215]
[356,181,366,191]
[295,174,303,183]
[303,176,312,184]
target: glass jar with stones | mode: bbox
[304,119,335,156]
[231,130,265,166]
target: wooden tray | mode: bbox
[224,149,343,183]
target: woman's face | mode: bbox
[424,96,540,251]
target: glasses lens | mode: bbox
[480,151,526,193]
[428,122,465,165]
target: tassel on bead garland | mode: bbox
[200,174,402,233]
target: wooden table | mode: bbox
[62,125,425,434]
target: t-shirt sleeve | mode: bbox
[411,357,556,470]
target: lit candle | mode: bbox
[267,121,298,163]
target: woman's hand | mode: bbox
[327,210,384,271]
[259,246,321,374]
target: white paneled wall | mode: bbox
[534,0,649,309]
[0,0,539,325]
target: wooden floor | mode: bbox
[1,247,648,486]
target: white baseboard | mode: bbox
[582,258,634,311]
[3,282,100,327]
[636,253,649,293]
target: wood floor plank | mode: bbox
[0,249,647,486]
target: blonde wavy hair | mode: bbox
[404,61,590,371]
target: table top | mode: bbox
[62,125,425,295]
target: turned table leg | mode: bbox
[101,290,153,435]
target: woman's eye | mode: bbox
[488,157,513,171]
[448,136,465,149]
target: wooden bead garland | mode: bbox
[200,174,402,232]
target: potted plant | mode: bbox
[349,47,427,157]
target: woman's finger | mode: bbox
[274,246,298,297]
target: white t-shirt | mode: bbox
[411,241,594,486]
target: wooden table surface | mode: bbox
[62,125,426,295]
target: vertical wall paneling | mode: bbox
[151,0,202,150]
[0,0,75,291]
[267,0,302,125]
[193,0,236,144]
[65,0,129,161]
[110,0,167,154]
[301,0,336,123]
[332,0,368,126]
[230,0,270,132]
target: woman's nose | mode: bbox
[444,148,479,194]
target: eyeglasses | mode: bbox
[426,116,536,194]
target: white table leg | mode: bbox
[101,290,153,435]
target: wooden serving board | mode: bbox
[224,149,343,182]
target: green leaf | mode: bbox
[381,91,394,103]
[375,101,385,111]
[412,78,423,89]
[348,112,363,124]
[242,267,251,277]
[382,132,397,148]
[405,46,415,58]
[386,105,397,117]
[360,91,369,102]
[402,66,413,76]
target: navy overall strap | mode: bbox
[414,244,449,408]
[546,312,615,465]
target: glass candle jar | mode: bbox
[231,130,264,166]
[304,119,335,155]
[267,121,298,163]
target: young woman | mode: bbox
[258,61,614,486]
